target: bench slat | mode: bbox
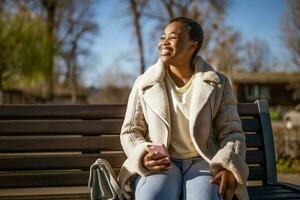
[0,172,90,188]
[0,170,120,188]
[0,194,89,200]
[1,150,265,171]
[0,134,263,152]
[249,185,285,192]
[248,185,300,200]
[0,166,267,188]
[0,186,89,200]
[248,166,266,180]
[0,153,125,170]
[246,134,263,147]
[246,150,265,164]
[0,120,122,135]
[251,188,300,194]
[250,193,300,200]
[0,105,126,119]
[241,118,261,132]
[237,103,259,116]
[0,136,122,152]
[0,103,260,118]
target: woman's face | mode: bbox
[158,21,197,65]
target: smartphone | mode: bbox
[147,144,168,156]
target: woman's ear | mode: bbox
[191,41,198,51]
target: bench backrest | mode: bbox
[0,100,277,188]
[238,100,277,184]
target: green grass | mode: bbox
[270,111,280,120]
[277,158,300,173]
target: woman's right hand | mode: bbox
[142,151,171,172]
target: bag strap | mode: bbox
[109,170,125,199]
[97,166,117,199]
[97,158,125,200]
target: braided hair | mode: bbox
[168,17,204,62]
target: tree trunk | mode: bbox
[70,62,77,104]
[0,68,3,104]
[129,0,145,74]
[160,0,175,19]
[42,0,57,102]
[70,41,78,104]
[0,86,3,104]
[70,64,77,104]
[64,51,77,104]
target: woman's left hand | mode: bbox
[210,169,237,200]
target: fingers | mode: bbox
[145,162,171,172]
[224,173,237,200]
[145,151,166,160]
[209,170,227,199]
[210,170,237,200]
[144,151,156,161]
[143,152,171,172]
[210,172,222,184]
[148,163,171,172]
[219,172,227,197]
[146,156,171,167]
[224,188,235,200]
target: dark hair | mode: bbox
[169,16,204,61]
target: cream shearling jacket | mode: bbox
[118,56,249,200]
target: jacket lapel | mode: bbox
[138,59,171,128]
[143,83,170,128]
[189,57,221,132]
[189,75,213,129]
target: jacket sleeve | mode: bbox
[209,76,249,196]
[120,76,153,176]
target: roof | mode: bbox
[230,71,300,84]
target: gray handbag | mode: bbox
[88,158,128,200]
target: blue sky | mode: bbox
[225,0,287,57]
[83,0,288,87]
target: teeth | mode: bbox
[161,49,171,55]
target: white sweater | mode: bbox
[165,70,199,159]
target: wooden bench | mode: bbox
[0,100,299,200]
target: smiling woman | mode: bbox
[158,18,203,67]
[157,21,198,87]
[119,17,249,200]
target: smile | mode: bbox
[160,47,172,56]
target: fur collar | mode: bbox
[138,56,221,90]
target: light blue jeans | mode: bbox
[132,156,221,200]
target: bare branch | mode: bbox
[129,0,146,74]
[282,0,300,69]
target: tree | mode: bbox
[211,26,242,75]
[126,0,237,74]
[16,0,98,103]
[39,0,98,103]
[57,0,98,103]
[0,4,52,103]
[145,0,231,53]
[128,0,147,74]
[40,0,58,101]
[282,0,300,69]
[0,0,98,104]
[242,38,272,72]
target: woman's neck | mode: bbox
[167,63,195,87]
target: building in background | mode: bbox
[231,72,300,107]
